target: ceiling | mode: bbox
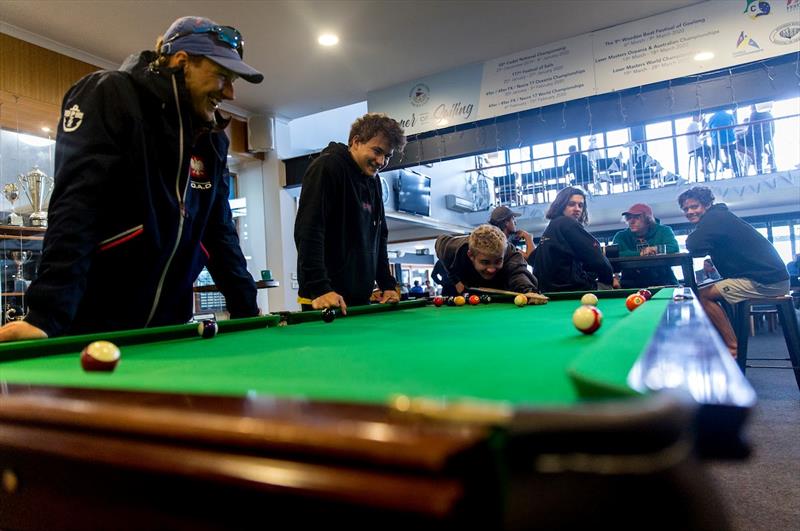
[0,0,700,121]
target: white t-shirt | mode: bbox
[686,121,702,153]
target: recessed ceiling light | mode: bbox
[693,51,714,61]
[318,34,339,46]
[41,126,51,133]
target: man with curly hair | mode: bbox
[295,113,407,314]
[679,186,789,358]
[435,224,547,305]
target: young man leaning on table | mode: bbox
[435,224,548,305]
[294,113,407,315]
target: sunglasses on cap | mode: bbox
[164,24,244,59]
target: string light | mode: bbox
[617,91,628,123]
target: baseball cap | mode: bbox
[621,203,653,217]
[160,16,264,84]
[489,205,521,225]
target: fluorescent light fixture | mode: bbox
[693,51,714,61]
[318,34,339,46]
[18,133,54,147]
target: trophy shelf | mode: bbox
[0,225,47,239]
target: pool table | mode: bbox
[0,288,755,530]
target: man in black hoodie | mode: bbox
[295,114,406,314]
[0,16,263,342]
[680,186,789,358]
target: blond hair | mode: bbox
[468,224,507,257]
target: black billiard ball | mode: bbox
[480,295,491,304]
[446,297,456,306]
[197,319,218,339]
[321,308,336,323]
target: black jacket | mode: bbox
[532,216,613,292]
[294,142,396,306]
[435,234,538,293]
[24,51,258,337]
[686,203,788,284]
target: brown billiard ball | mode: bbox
[638,289,653,301]
[80,341,120,372]
[197,319,218,338]
[321,308,336,323]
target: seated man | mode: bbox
[679,187,789,358]
[435,224,547,304]
[695,259,722,285]
[611,203,679,289]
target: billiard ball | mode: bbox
[321,308,336,323]
[573,305,603,334]
[446,297,456,306]
[514,294,527,307]
[433,296,444,307]
[80,340,120,372]
[468,295,480,305]
[638,289,653,301]
[454,295,466,306]
[481,295,491,304]
[626,293,646,312]
[580,293,599,306]
[197,319,219,338]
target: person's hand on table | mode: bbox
[312,291,347,315]
[525,292,549,305]
[0,321,48,343]
[612,276,621,289]
[378,289,400,304]
[454,281,465,294]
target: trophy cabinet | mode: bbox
[0,225,45,324]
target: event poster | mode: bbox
[367,63,483,136]
[593,0,800,93]
[478,34,595,116]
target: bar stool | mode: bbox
[732,296,800,391]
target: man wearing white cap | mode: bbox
[0,16,264,342]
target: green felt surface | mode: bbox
[0,294,670,406]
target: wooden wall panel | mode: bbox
[0,33,98,136]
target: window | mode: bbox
[645,121,676,174]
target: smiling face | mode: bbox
[349,133,394,176]
[171,53,237,122]
[562,194,585,220]
[681,198,708,224]
[467,250,504,280]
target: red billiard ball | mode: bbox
[80,340,120,372]
[626,293,646,312]
[573,305,603,334]
[321,308,336,323]
[638,289,653,301]
[468,295,480,305]
[197,319,219,338]
[433,296,444,307]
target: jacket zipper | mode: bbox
[145,74,189,327]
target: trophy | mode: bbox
[3,183,23,226]
[10,250,32,292]
[19,166,54,227]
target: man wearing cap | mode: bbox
[0,16,264,342]
[488,205,535,260]
[610,203,679,289]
